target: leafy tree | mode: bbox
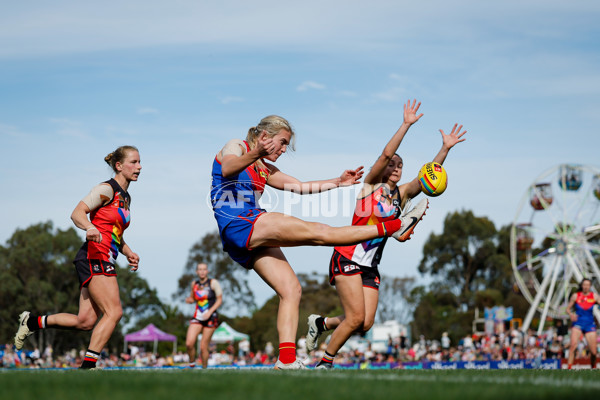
[409,283,473,342]
[0,222,82,352]
[412,210,529,343]
[227,273,341,352]
[173,231,255,316]
[377,276,416,324]
[418,210,497,306]
[0,221,165,354]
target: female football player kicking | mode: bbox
[210,114,428,369]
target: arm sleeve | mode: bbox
[220,139,245,157]
[81,183,114,210]
[211,279,223,297]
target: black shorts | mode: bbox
[190,314,219,329]
[329,251,381,290]
[73,258,117,289]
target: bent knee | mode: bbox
[79,317,97,331]
[347,314,366,330]
[362,319,375,332]
[106,306,123,322]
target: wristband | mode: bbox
[86,226,98,232]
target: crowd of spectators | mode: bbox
[2,320,595,368]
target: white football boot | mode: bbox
[393,198,429,242]
[306,314,322,352]
[274,359,307,370]
[14,311,33,350]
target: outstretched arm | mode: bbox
[364,99,423,184]
[400,123,467,200]
[266,164,364,193]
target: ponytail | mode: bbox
[105,145,138,173]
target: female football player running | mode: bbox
[567,278,600,369]
[14,146,141,369]
[185,263,223,368]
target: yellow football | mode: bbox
[418,162,447,197]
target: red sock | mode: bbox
[377,219,402,237]
[278,342,296,364]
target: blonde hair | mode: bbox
[246,115,296,152]
[104,145,138,173]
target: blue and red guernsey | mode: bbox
[210,141,270,231]
[575,291,596,326]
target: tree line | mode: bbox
[1,210,536,354]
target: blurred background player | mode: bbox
[306,101,467,369]
[14,145,141,369]
[567,278,600,369]
[185,262,223,368]
[211,115,428,369]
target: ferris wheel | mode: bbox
[510,164,600,334]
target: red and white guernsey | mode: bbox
[334,184,400,268]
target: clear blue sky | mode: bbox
[1,1,599,312]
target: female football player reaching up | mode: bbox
[306,101,467,369]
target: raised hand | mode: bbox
[404,99,424,125]
[339,166,364,187]
[440,123,467,150]
[256,133,276,158]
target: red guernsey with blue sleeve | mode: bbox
[574,292,597,333]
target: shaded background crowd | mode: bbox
[1,210,598,368]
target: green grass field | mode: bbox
[1,369,599,399]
